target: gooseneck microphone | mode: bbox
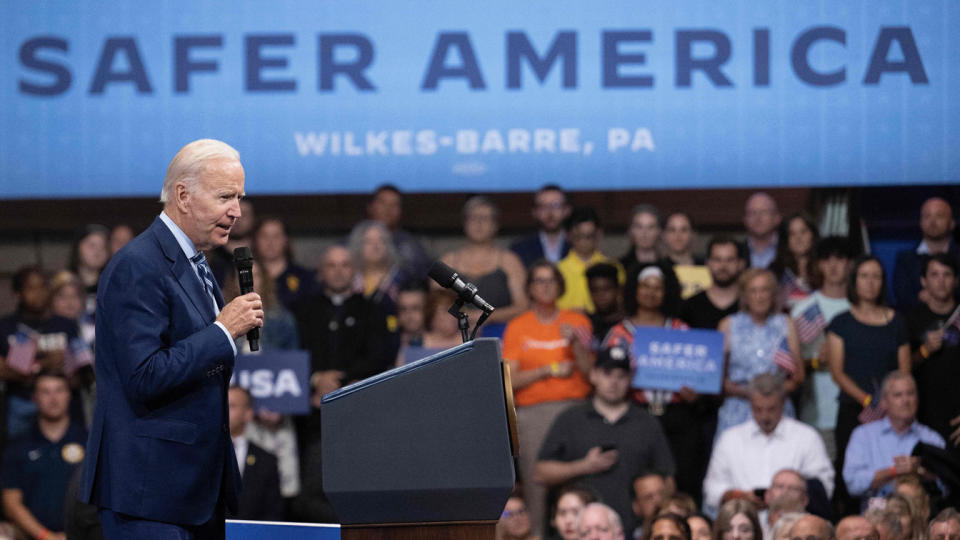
[428,260,496,314]
[233,247,260,351]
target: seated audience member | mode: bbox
[395,283,428,348]
[771,213,819,311]
[907,254,960,444]
[770,513,806,540]
[743,192,782,269]
[893,197,958,309]
[786,514,834,540]
[703,374,833,518]
[928,508,960,540]
[620,205,683,317]
[557,207,625,313]
[680,236,746,330]
[535,346,675,535]
[504,260,593,536]
[792,236,853,461]
[632,473,669,538]
[396,289,463,365]
[2,372,87,540]
[550,485,598,540]
[109,223,134,255]
[662,212,711,300]
[366,184,432,279]
[511,184,572,268]
[687,513,713,540]
[641,512,691,540]
[223,259,299,352]
[843,372,945,503]
[762,470,809,538]
[892,475,930,525]
[441,195,528,325]
[836,516,880,540]
[883,493,923,540]
[227,386,284,521]
[864,508,903,540]
[659,492,697,519]
[587,263,626,343]
[716,269,803,439]
[348,220,409,306]
[578,502,626,540]
[0,266,84,440]
[714,499,762,540]
[498,493,541,540]
[253,217,316,311]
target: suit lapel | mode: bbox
[150,218,217,323]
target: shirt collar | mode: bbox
[159,211,199,260]
[880,416,919,435]
[748,417,785,439]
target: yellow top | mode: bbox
[556,251,625,313]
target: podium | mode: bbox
[321,339,518,539]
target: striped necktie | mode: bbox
[190,251,215,300]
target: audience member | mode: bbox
[743,193,782,269]
[498,493,541,540]
[836,516,879,540]
[928,508,960,540]
[227,386,284,521]
[883,493,922,540]
[864,508,903,540]
[557,207,625,313]
[787,514,835,540]
[703,375,833,517]
[893,475,930,525]
[348,220,408,306]
[254,217,317,311]
[441,196,528,324]
[715,269,802,438]
[578,502,626,540]
[395,283,428,348]
[511,184,572,268]
[2,372,87,540]
[772,213,819,311]
[660,493,698,519]
[504,260,593,536]
[0,267,83,441]
[632,473,669,538]
[792,236,853,461]
[680,236,746,330]
[893,197,958,309]
[49,271,95,349]
[843,373,945,502]
[223,259,299,352]
[662,212,711,300]
[827,255,911,509]
[550,485,598,540]
[604,267,712,504]
[771,513,806,540]
[906,254,960,444]
[48,271,96,427]
[641,512,691,540]
[68,224,110,300]
[586,263,626,343]
[713,499,762,540]
[366,184,432,279]
[687,514,713,540]
[762,470,810,537]
[620,205,683,316]
[536,346,675,535]
[108,224,134,256]
[396,289,462,365]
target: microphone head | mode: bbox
[233,246,253,268]
[428,260,457,288]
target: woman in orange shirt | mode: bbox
[502,259,593,537]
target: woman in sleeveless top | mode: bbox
[716,269,803,440]
[440,196,527,324]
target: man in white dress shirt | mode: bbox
[703,373,834,517]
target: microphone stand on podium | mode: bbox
[321,290,516,539]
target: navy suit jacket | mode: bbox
[509,234,570,268]
[79,217,242,526]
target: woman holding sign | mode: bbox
[715,269,803,440]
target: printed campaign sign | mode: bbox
[630,327,724,394]
[231,350,310,415]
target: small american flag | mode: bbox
[795,302,827,344]
[64,337,94,376]
[6,327,37,375]
[858,400,887,423]
[772,337,797,375]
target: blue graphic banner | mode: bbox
[1,1,957,198]
[230,350,310,415]
[226,520,338,539]
[630,327,724,394]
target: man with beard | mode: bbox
[680,236,746,330]
[511,184,572,268]
[894,197,958,309]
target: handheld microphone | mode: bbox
[233,247,260,351]
[428,260,496,314]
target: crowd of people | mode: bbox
[1,184,959,540]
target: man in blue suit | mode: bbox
[79,139,264,539]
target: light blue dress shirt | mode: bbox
[843,416,944,498]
